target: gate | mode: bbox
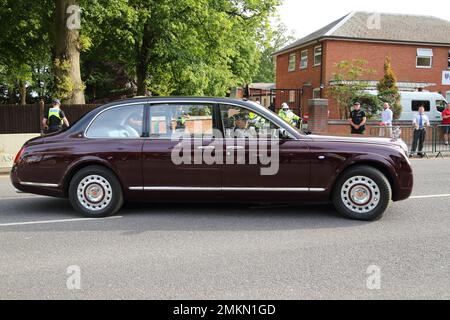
[269,89,302,115]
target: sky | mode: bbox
[277,0,450,40]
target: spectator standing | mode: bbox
[441,103,450,146]
[379,102,393,137]
[348,102,366,135]
[410,105,430,158]
[42,99,69,134]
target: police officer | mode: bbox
[176,112,190,130]
[348,102,366,135]
[278,103,301,128]
[248,111,266,130]
[42,99,69,134]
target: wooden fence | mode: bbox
[0,103,100,134]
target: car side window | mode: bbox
[149,104,213,139]
[436,100,446,113]
[412,100,431,112]
[86,105,144,138]
[219,105,280,139]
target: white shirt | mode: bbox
[381,108,393,124]
[413,113,430,128]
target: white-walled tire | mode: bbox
[332,166,392,221]
[69,166,123,218]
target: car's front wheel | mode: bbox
[69,166,124,218]
[332,166,392,221]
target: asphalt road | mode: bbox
[0,159,449,300]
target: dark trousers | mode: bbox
[411,128,426,154]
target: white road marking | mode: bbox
[410,194,450,199]
[0,216,123,227]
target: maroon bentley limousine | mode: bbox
[11,97,413,221]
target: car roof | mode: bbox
[98,96,264,112]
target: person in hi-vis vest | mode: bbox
[278,103,301,128]
[42,99,70,133]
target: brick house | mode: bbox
[274,11,450,119]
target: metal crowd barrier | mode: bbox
[434,125,450,158]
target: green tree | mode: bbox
[1,0,280,103]
[0,0,53,104]
[377,56,402,119]
[81,0,280,98]
[253,21,295,83]
[327,59,376,119]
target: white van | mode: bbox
[365,91,447,122]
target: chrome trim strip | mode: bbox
[223,187,310,192]
[20,182,59,188]
[129,187,326,192]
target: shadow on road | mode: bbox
[0,197,373,233]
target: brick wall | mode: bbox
[275,43,324,115]
[324,40,450,93]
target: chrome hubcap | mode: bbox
[77,175,112,211]
[341,176,380,214]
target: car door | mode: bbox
[218,104,311,202]
[141,102,221,200]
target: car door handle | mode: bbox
[198,146,215,150]
[318,156,326,160]
[227,146,245,150]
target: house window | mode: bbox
[300,50,308,69]
[289,90,296,103]
[416,48,433,68]
[313,88,321,99]
[448,50,450,69]
[314,46,322,67]
[288,53,296,72]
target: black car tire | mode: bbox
[69,165,124,218]
[332,166,392,221]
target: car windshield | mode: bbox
[249,102,305,135]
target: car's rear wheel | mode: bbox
[332,166,392,221]
[69,166,123,218]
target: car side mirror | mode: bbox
[278,128,291,140]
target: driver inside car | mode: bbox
[232,112,257,138]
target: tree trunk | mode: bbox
[53,0,85,104]
[135,21,153,97]
[136,54,149,97]
[18,80,26,105]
